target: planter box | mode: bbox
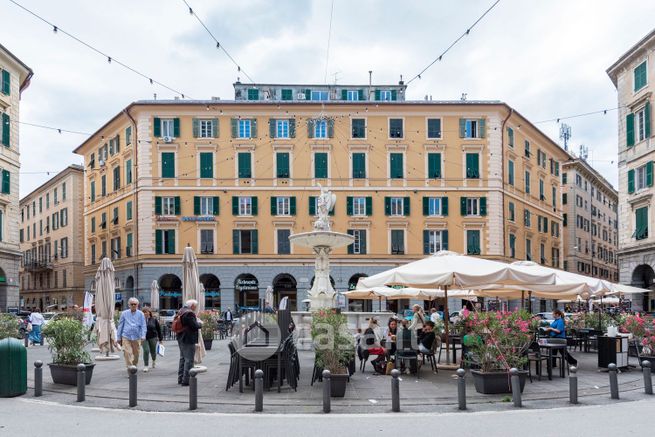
[49,363,95,386]
[330,373,349,397]
[471,370,527,394]
[638,356,655,373]
[203,339,213,351]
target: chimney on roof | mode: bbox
[174,96,180,100]
[211,96,220,101]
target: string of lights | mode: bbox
[533,106,625,124]
[181,0,255,83]
[406,0,501,85]
[8,0,192,99]
[18,121,91,136]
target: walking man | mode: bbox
[177,299,202,386]
[28,308,45,346]
[117,297,147,370]
[224,307,233,336]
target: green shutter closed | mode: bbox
[309,196,316,216]
[390,153,403,178]
[213,197,219,215]
[173,118,180,137]
[352,153,366,178]
[423,230,430,254]
[358,89,365,100]
[648,161,654,187]
[200,152,213,178]
[374,89,381,101]
[466,153,479,178]
[153,117,161,137]
[161,152,175,178]
[1,113,9,147]
[276,152,289,178]
[154,196,162,215]
[459,119,466,138]
[192,118,199,138]
[270,196,277,215]
[347,197,353,216]
[1,170,9,194]
[315,153,328,178]
[341,89,347,100]
[232,230,240,254]
[167,230,175,254]
[269,118,276,138]
[442,230,449,250]
[442,197,449,216]
[384,197,391,216]
[194,196,200,215]
[460,197,467,215]
[366,196,372,215]
[627,113,635,147]
[251,230,258,254]
[231,118,238,138]
[290,197,296,215]
[422,197,429,216]
[480,197,487,216]
[238,153,252,178]
[628,169,635,194]
[232,197,238,215]
[304,89,311,100]
[428,153,441,178]
[347,230,354,254]
[155,230,162,254]
[252,197,258,215]
[646,102,652,139]
[1,70,9,95]
[391,90,397,101]
[281,89,292,100]
[403,197,410,216]
[174,197,181,215]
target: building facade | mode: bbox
[607,29,655,311]
[19,165,85,310]
[561,158,619,282]
[0,44,32,311]
[74,83,570,313]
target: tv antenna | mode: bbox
[560,123,571,151]
[331,71,342,84]
[579,144,588,161]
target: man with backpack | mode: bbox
[172,299,202,386]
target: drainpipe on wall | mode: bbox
[500,107,514,261]
[124,108,138,300]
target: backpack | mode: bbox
[171,309,188,334]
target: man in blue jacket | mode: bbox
[117,297,147,370]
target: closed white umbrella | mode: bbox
[198,283,206,313]
[150,280,160,310]
[95,257,119,359]
[265,285,274,309]
[182,246,206,364]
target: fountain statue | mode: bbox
[289,185,354,309]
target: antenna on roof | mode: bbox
[460,93,467,101]
[579,144,588,161]
[559,123,572,151]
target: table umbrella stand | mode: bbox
[439,286,458,370]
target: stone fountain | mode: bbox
[289,185,354,310]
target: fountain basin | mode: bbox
[289,231,354,248]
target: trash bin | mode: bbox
[0,338,27,397]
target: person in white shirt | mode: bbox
[28,308,45,346]
[429,308,442,324]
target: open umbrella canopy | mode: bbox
[510,261,613,297]
[357,251,557,290]
[345,286,478,300]
[608,283,651,295]
[150,280,160,310]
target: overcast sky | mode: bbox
[3,0,655,197]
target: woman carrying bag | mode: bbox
[142,307,163,372]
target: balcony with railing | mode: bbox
[23,259,54,272]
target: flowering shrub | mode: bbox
[620,314,652,338]
[461,309,533,372]
[569,312,586,331]
[311,309,355,373]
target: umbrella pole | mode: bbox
[444,286,450,365]
[528,291,533,313]
[107,318,113,355]
[521,290,525,310]
[598,296,603,331]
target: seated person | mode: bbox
[382,317,399,357]
[418,321,436,354]
[363,318,386,366]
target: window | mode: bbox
[634,61,647,92]
[199,119,214,138]
[378,90,393,101]
[161,119,174,138]
[389,119,403,138]
[635,105,649,143]
[277,229,291,254]
[276,152,290,178]
[427,119,442,138]
[540,243,546,264]
[126,233,133,257]
[525,238,532,261]
[233,229,258,254]
[509,202,515,221]
[508,127,514,147]
[460,118,485,138]
[352,153,366,178]
[311,90,329,101]
[467,230,481,255]
[552,186,557,208]
[113,166,121,191]
[389,197,405,216]
[112,207,119,225]
[238,197,253,216]
[630,162,653,193]
[126,201,133,221]
[197,196,216,215]
[111,237,121,259]
[539,179,545,200]
[314,119,328,138]
[155,229,176,254]
[389,153,403,178]
[276,197,291,216]
[423,197,442,216]
[427,153,441,178]
[635,206,648,240]
[60,208,68,227]
[353,197,367,216]
[281,89,292,101]
[391,230,405,254]
[1,112,9,147]
[161,152,175,178]
[314,152,328,178]
[200,229,214,254]
[525,171,531,194]
[346,90,360,101]
[351,119,366,138]
[100,212,106,229]
[508,160,514,185]
[1,69,9,96]
[524,209,531,227]
[61,238,68,258]
[347,229,367,255]
[238,152,252,178]
[424,230,448,254]
[247,88,259,100]
[276,119,289,138]
[125,159,132,184]
[461,197,485,216]
[162,197,177,216]
[238,119,252,138]
[509,234,516,258]
[562,172,567,184]
[126,126,132,145]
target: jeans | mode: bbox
[29,324,42,345]
[177,339,195,384]
[142,338,158,366]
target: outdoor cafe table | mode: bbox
[539,343,568,380]
[236,342,283,393]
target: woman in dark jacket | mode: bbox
[141,307,162,372]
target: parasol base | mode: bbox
[95,355,121,361]
[192,365,207,373]
[437,363,460,370]
[91,347,101,352]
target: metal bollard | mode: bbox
[569,366,578,404]
[457,368,467,410]
[643,361,653,395]
[510,368,522,408]
[76,364,86,402]
[391,369,400,412]
[608,363,619,400]
[189,369,198,410]
[24,333,29,348]
[34,361,43,397]
[254,369,264,412]
[128,366,138,407]
[322,370,331,413]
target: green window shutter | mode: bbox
[192,118,199,138]
[428,153,441,178]
[508,160,514,185]
[366,196,372,215]
[232,197,238,215]
[480,197,487,216]
[460,197,467,215]
[352,153,366,178]
[281,89,292,100]
[341,89,347,100]
[358,89,365,100]
[304,89,311,100]
[423,230,430,255]
[153,117,160,137]
[544,217,548,233]
[251,119,257,138]
[508,127,514,147]
[628,169,635,194]
[126,201,132,221]
[200,152,213,178]
[289,118,296,138]
[384,197,391,216]
[627,113,635,147]
[126,159,132,184]
[290,197,296,215]
[251,197,258,215]
[1,113,9,147]
[270,196,277,215]
[168,230,176,254]
[269,118,276,138]
[466,153,479,178]
[174,196,181,215]
[307,119,315,139]
[347,197,353,216]
[231,118,238,138]
[232,230,240,254]
[646,102,651,139]
[251,230,258,254]
[478,119,486,138]
[442,197,449,216]
[212,197,219,215]
[327,119,334,138]
[173,118,180,137]
[1,170,9,194]
[155,230,162,254]
[391,90,397,101]
[194,196,200,215]
[390,153,403,178]
[374,89,381,101]
[309,196,316,215]
[276,152,290,178]
[648,161,654,187]
[459,119,466,138]
[422,197,429,216]
[315,152,328,178]
[161,152,175,178]
[442,230,449,251]
[403,197,410,216]
[212,118,219,137]
[347,230,354,254]
[238,152,252,178]
[154,196,162,215]
[1,70,9,95]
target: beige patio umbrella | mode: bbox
[182,245,206,365]
[150,280,160,310]
[198,283,206,313]
[95,257,119,359]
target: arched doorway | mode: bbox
[159,274,182,310]
[273,273,297,311]
[235,274,259,309]
[347,274,372,312]
[632,264,655,311]
[200,274,221,310]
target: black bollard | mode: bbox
[608,363,619,400]
[128,365,138,407]
[457,368,466,410]
[76,364,86,402]
[254,369,263,412]
[189,369,198,410]
[510,368,522,408]
[569,366,578,404]
[391,369,400,412]
[643,361,653,395]
[322,370,331,413]
[24,333,29,348]
[34,361,43,397]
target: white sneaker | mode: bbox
[143,366,149,373]
[151,361,156,369]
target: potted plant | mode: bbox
[462,309,532,394]
[0,313,21,340]
[199,311,217,350]
[311,309,355,397]
[42,317,94,385]
[621,314,655,371]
